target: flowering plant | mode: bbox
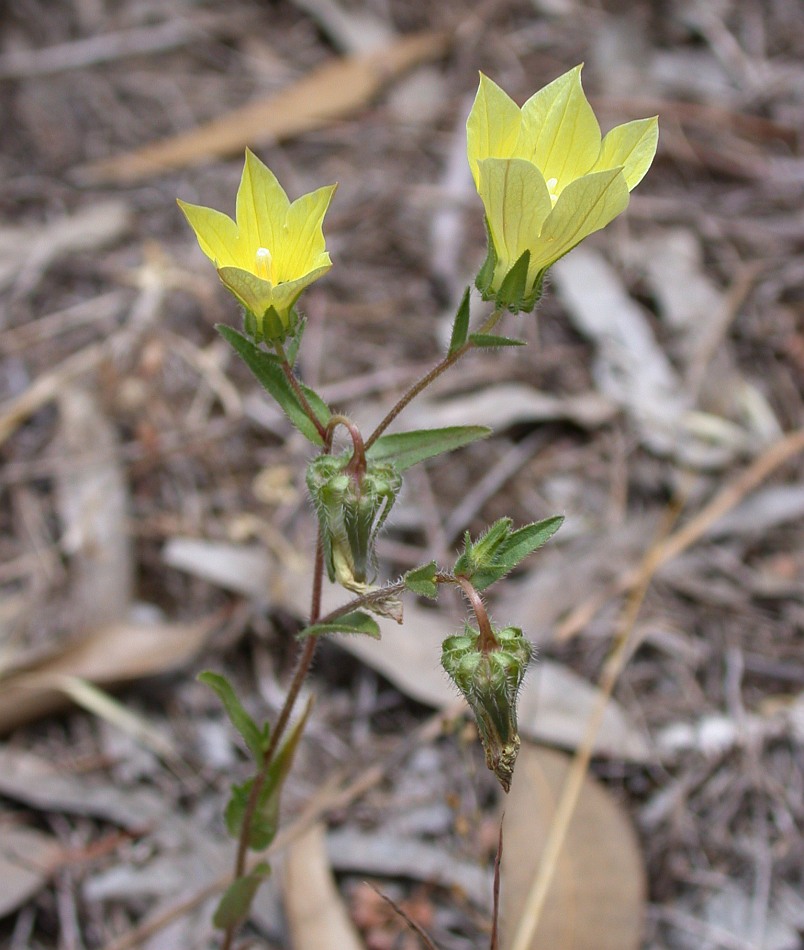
[178,65,657,949]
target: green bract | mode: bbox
[178,149,337,342]
[467,65,658,311]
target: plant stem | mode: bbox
[327,415,367,481]
[455,576,496,652]
[364,306,504,450]
[221,531,326,950]
[274,341,328,442]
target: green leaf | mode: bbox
[469,333,525,348]
[454,518,511,577]
[472,515,564,591]
[213,863,271,930]
[367,426,491,472]
[217,324,330,445]
[404,561,440,599]
[448,287,471,355]
[225,700,313,851]
[198,671,268,766]
[298,611,381,640]
[498,515,564,568]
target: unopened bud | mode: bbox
[441,624,533,792]
[307,453,401,593]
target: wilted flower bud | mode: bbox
[441,624,533,792]
[307,453,401,593]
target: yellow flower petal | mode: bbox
[593,116,659,189]
[466,73,523,189]
[520,65,601,193]
[215,268,273,321]
[234,148,290,267]
[531,168,629,272]
[276,184,338,284]
[179,150,336,340]
[218,264,332,321]
[477,158,553,280]
[177,200,238,268]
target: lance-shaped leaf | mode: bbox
[298,611,380,640]
[448,286,471,355]
[218,324,330,444]
[367,426,491,472]
[469,334,525,348]
[198,671,269,766]
[213,862,271,930]
[225,699,313,850]
[454,516,564,591]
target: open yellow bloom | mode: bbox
[178,149,337,341]
[467,65,658,311]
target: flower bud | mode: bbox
[441,624,533,791]
[306,453,401,593]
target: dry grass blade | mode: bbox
[502,746,645,950]
[557,426,804,641]
[283,823,366,950]
[367,882,440,950]
[0,615,219,733]
[76,32,448,184]
[508,505,680,950]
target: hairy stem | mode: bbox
[275,341,328,442]
[221,531,326,950]
[327,415,367,481]
[455,576,497,652]
[364,306,504,450]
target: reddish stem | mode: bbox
[327,415,366,482]
[275,341,328,443]
[364,306,504,450]
[456,576,497,653]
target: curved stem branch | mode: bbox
[364,306,504,450]
[327,415,367,481]
[455,576,497,652]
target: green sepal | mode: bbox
[261,306,288,344]
[225,699,313,850]
[243,307,259,341]
[475,217,498,299]
[448,286,471,355]
[213,862,271,930]
[404,561,439,599]
[285,312,306,366]
[469,333,525,348]
[298,611,381,640]
[367,426,490,472]
[495,249,530,313]
[217,324,330,445]
[198,671,270,766]
[454,515,564,591]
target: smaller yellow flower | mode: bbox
[178,149,337,342]
[467,66,658,311]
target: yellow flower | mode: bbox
[178,149,337,342]
[467,65,658,311]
